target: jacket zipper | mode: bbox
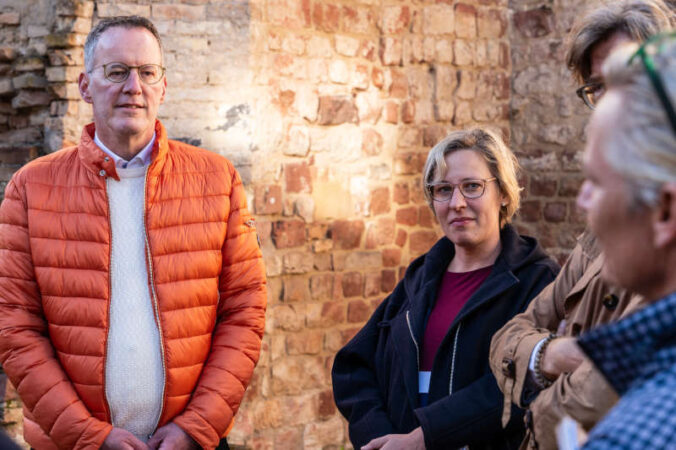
[144,167,167,436]
[406,310,420,374]
[102,178,113,423]
[449,323,461,395]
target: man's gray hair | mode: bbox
[566,0,674,83]
[84,16,164,72]
[601,38,676,207]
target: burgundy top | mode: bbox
[420,266,493,371]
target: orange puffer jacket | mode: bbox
[0,121,267,449]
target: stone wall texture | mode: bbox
[0,0,630,448]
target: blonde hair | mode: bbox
[422,128,521,227]
[599,37,676,207]
[566,0,673,83]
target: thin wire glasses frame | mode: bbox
[427,178,498,202]
[628,31,676,136]
[88,62,166,85]
[576,81,605,110]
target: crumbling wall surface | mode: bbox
[0,0,514,448]
[235,0,510,447]
[508,0,591,263]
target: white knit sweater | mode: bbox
[104,166,164,442]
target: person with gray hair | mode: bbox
[489,1,673,449]
[576,32,676,449]
[333,128,558,450]
[0,15,266,450]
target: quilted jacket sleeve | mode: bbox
[0,178,112,449]
[173,167,267,449]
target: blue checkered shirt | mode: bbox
[578,291,676,449]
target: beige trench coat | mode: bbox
[489,231,644,449]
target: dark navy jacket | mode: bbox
[332,225,559,449]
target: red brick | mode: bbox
[313,2,340,31]
[419,206,435,227]
[423,124,447,147]
[455,3,477,39]
[393,182,410,204]
[385,101,398,124]
[254,185,283,215]
[314,253,333,271]
[513,6,553,38]
[372,67,384,88]
[559,175,583,196]
[317,390,336,418]
[285,162,312,193]
[272,220,306,248]
[310,274,334,300]
[321,302,345,327]
[286,330,323,355]
[389,69,408,98]
[308,222,329,240]
[394,152,425,175]
[519,200,541,222]
[360,39,377,61]
[478,9,506,39]
[283,276,310,302]
[152,4,205,20]
[410,230,438,255]
[402,100,415,123]
[348,299,371,322]
[381,6,410,34]
[342,5,372,34]
[381,269,397,292]
[395,229,407,247]
[379,37,402,66]
[544,202,567,223]
[269,0,311,28]
[382,248,401,267]
[331,220,365,249]
[274,428,303,449]
[370,187,390,216]
[317,95,358,125]
[362,128,383,156]
[364,271,381,297]
[396,206,418,226]
[342,272,364,298]
[530,175,557,197]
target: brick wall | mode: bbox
[508,0,590,264]
[0,0,594,448]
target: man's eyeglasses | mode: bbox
[576,81,605,110]
[89,62,166,85]
[629,31,676,136]
[427,178,497,202]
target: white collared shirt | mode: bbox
[94,132,156,169]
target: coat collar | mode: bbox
[579,291,676,395]
[77,120,170,182]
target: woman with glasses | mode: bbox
[575,33,676,450]
[332,128,559,450]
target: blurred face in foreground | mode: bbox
[577,90,670,299]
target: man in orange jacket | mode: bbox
[0,16,266,450]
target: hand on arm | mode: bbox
[362,427,425,450]
[541,337,585,380]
